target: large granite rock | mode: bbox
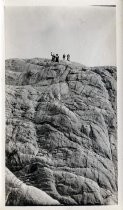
[5,58,117,205]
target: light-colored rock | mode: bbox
[6,167,60,205]
[5,58,117,205]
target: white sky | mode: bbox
[5,6,116,66]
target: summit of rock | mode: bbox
[5,58,117,205]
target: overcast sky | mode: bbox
[5,6,116,66]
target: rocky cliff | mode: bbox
[5,58,117,205]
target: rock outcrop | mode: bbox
[6,167,60,205]
[5,58,117,205]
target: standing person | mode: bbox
[55,54,59,62]
[53,54,56,62]
[63,54,66,61]
[51,52,55,62]
[67,54,70,61]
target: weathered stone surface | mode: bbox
[5,58,117,205]
[5,167,60,205]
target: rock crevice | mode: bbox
[5,58,117,205]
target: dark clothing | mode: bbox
[52,55,56,62]
[63,54,66,60]
[67,54,70,61]
[55,55,59,62]
[51,52,55,62]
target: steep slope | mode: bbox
[5,58,117,205]
[6,167,60,205]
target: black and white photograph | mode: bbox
[5,2,118,206]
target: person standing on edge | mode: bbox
[55,54,59,62]
[51,52,55,62]
[63,54,66,61]
[67,54,70,61]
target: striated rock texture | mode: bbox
[5,58,117,205]
[6,167,60,205]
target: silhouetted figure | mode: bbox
[55,54,59,62]
[51,52,55,62]
[63,54,66,60]
[67,54,70,61]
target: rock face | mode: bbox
[5,58,117,205]
[6,167,60,206]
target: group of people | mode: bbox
[63,53,70,61]
[51,52,70,62]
